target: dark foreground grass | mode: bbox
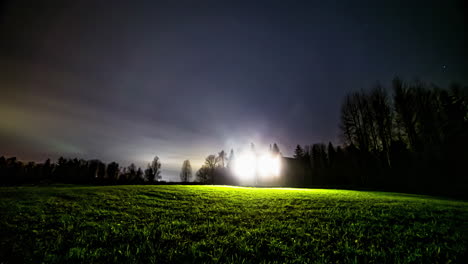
[0,185,467,263]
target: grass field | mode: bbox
[0,185,467,263]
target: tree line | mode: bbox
[292,78,467,197]
[0,156,162,185]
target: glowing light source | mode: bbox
[232,150,281,182]
[233,151,256,180]
[258,153,281,177]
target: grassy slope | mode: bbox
[0,185,467,263]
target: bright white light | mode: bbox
[258,154,281,178]
[233,151,256,180]
[232,151,281,181]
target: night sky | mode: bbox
[1,0,467,180]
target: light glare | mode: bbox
[258,154,280,177]
[232,151,281,182]
[233,151,256,180]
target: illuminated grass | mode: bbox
[0,185,467,263]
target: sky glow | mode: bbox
[0,1,465,181]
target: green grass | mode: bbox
[0,185,467,263]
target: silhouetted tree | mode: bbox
[123,163,137,183]
[144,165,155,183]
[196,155,218,183]
[152,156,162,181]
[196,166,211,183]
[180,160,192,182]
[107,162,120,183]
[144,156,162,183]
[293,145,305,159]
[227,149,235,169]
[272,143,281,156]
[136,168,144,183]
[88,160,101,182]
[311,144,327,185]
[218,150,226,168]
[205,155,218,169]
[369,85,393,167]
[303,145,311,161]
[43,158,53,181]
[97,161,106,182]
[393,78,419,151]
